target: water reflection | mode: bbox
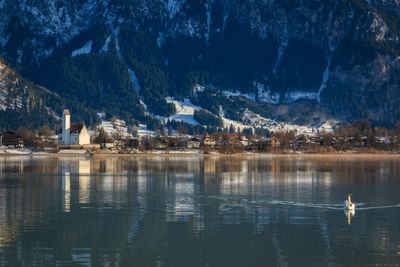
[0,155,399,265]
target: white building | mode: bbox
[58,109,90,145]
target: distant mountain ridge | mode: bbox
[0,0,399,128]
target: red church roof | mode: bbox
[59,124,85,134]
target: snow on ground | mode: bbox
[58,149,87,154]
[192,84,205,94]
[241,109,316,135]
[71,40,93,56]
[317,57,331,102]
[254,81,280,104]
[284,91,318,103]
[157,32,165,48]
[222,14,229,32]
[157,97,335,136]
[100,35,111,54]
[128,68,141,92]
[0,148,33,154]
[222,90,256,102]
[158,97,201,125]
[317,121,336,133]
[165,0,184,19]
[137,124,157,137]
[205,2,211,45]
[112,27,123,59]
[98,117,131,137]
[273,40,288,74]
[221,114,250,132]
[110,27,142,95]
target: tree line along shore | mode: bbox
[0,119,399,154]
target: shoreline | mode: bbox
[0,151,399,158]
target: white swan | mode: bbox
[344,194,355,210]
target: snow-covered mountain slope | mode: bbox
[158,96,334,136]
[0,0,399,127]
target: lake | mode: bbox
[0,154,399,266]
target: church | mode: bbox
[58,109,90,145]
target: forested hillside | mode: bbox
[0,0,399,129]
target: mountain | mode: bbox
[0,58,99,130]
[0,0,399,129]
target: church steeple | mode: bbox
[62,109,71,144]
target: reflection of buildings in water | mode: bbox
[100,176,114,204]
[240,160,248,174]
[79,160,91,175]
[62,171,71,212]
[219,172,249,196]
[269,159,280,174]
[204,158,216,174]
[79,176,90,204]
[0,157,25,175]
[79,160,91,204]
[96,175,129,205]
[166,175,195,222]
[137,175,147,193]
[91,157,128,175]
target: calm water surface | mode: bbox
[0,155,400,266]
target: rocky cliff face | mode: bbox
[0,0,399,127]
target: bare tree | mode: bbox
[177,125,188,136]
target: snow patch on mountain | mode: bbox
[222,15,229,32]
[112,27,123,59]
[157,32,165,48]
[165,0,185,20]
[137,123,157,137]
[254,81,279,104]
[205,2,211,45]
[111,27,142,94]
[71,40,93,57]
[155,95,336,136]
[273,40,288,74]
[96,112,131,137]
[220,114,249,132]
[128,68,141,93]
[159,97,201,125]
[192,84,205,94]
[100,35,111,54]
[284,91,318,102]
[317,57,331,102]
[222,90,256,102]
[241,109,317,135]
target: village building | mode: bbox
[239,135,249,147]
[101,137,114,149]
[58,109,90,145]
[187,138,201,149]
[263,137,280,148]
[202,133,216,147]
[0,131,24,148]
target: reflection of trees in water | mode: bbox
[0,155,400,265]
